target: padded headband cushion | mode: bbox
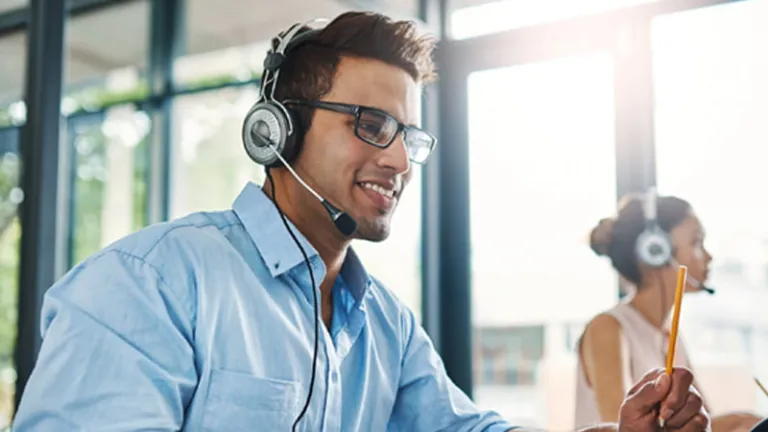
[284,27,322,55]
[264,27,322,72]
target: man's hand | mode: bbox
[618,367,709,431]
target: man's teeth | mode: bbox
[360,182,395,199]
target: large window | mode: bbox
[0,25,25,427]
[653,0,768,415]
[176,0,422,89]
[467,54,618,430]
[0,128,19,429]
[62,2,152,263]
[0,31,26,128]
[170,87,264,217]
[474,326,545,387]
[0,1,25,14]
[176,0,352,89]
[64,1,150,112]
[450,0,662,39]
[66,107,150,265]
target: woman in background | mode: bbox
[575,192,762,432]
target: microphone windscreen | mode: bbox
[334,213,357,237]
[321,200,358,237]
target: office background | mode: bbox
[0,0,766,428]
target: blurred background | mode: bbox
[1,0,767,429]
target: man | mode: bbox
[14,11,708,431]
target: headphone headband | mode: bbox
[636,186,673,267]
[259,18,328,109]
[264,19,328,72]
[243,18,329,168]
[280,18,328,53]
[643,186,658,225]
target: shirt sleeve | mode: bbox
[389,308,518,432]
[12,250,198,431]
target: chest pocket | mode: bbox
[203,369,300,431]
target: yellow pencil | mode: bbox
[660,265,688,428]
[755,377,768,398]
[666,265,687,375]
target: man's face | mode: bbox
[294,56,421,242]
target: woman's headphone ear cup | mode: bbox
[635,227,673,268]
[635,187,674,268]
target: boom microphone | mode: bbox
[670,258,715,295]
[251,130,358,237]
[688,277,716,295]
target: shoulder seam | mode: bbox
[114,218,241,263]
[107,249,174,290]
[96,249,197,326]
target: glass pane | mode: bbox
[176,1,421,89]
[468,54,617,429]
[0,27,25,426]
[353,170,422,320]
[176,1,344,88]
[450,0,661,39]
[0,0,26,14]
[67,106,151,265]
[653,0,768,415]
[170,87,265,217]
[64,1,150,113]
[0,31,27,127]
[0,127,19,429]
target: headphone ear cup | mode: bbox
[242,101,289,166]
[278,106,304,165]
[635,228,673,268]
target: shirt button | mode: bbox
[331,371,338,382]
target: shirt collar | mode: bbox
[232,182,319,277]
[340,246,371,302]
[232,182,371,302]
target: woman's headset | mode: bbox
[635,187,674,268]
[636,187,714,294]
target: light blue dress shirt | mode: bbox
[13,182,516,431]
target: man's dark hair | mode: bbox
[273,11,438,132]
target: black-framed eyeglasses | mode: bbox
[284,99,437,164]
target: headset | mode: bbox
[242,21,319,168]
[242,18,357,238]
[240,19,356,432]
[636,187,714,294]
[636,187,674,268]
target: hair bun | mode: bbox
[590,217,616,257]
